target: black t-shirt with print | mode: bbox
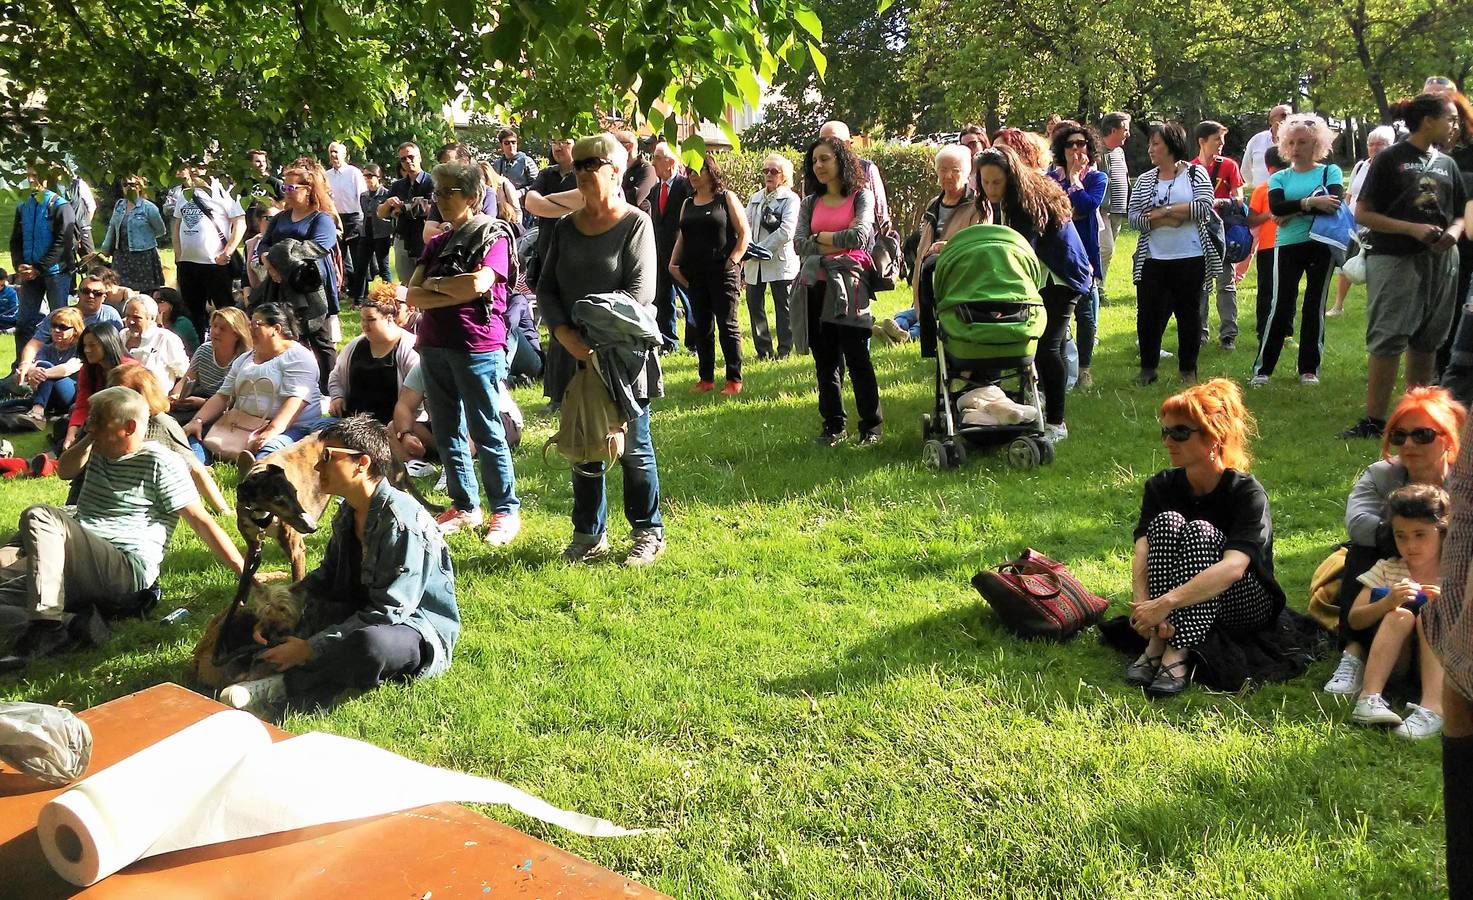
[1361,142,1468,256]
[1133,467,1286,615]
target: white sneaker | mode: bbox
[1299,373,1320,386]
[484,511,522,546]
[1043,422,1069,444]
[1394,703,1445,739]
[219,674,287,718]
[1352,693,1404,726]
[561,532,611,564]
[404,458,438,479]
[433,470,448,493]
[1249,374,1270,387]
[1323,651,1364,695]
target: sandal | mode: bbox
[1146,659,1193,698]
[1124,654,1162,687]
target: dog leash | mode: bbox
[210,542,271,669]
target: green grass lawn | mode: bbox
[0,233,1445,897]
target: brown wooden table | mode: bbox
[0,683,668,899]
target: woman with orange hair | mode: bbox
[1324,386,1468,694]
[1125,378,1286,696]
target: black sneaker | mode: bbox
[815,429,844,447]
[12,619,72,660]
[1220,338,1236,351]
[857,431,882,446]
[1338,416,1385,439]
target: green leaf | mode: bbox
[444,0,475,31]
[877,0,896,14]
[485,19,526,64]
[692,77,727,123]
[806,41,827,79]
[679,134,707,169]
[574,33,601,57]
[734,66,761,107]
[793,4,823,41]
[322,5,354,36]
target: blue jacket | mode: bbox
[1048,167,1108,280]
[101,198,167,253]
[1016,218,1094,297]
[299,479,460,677]
[10,191,75,274]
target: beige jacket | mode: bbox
[913,189,983,303]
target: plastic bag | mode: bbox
[0,702,93,785]
[1342,251,1367,285]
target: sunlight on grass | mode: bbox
[0,232,1444,897]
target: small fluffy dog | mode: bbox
[190,581,304,690]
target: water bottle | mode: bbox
[161,608,192,625]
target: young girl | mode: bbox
[1350,483,1451,738]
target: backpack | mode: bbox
[1193,164,1228,267]
[1218,199,1254,264]
[543,358,627,465]
[869,222,903,292]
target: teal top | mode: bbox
[1268,164,1344,247]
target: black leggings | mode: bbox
[1136,256,1205,374]
[685,263,743,383]
[806,284,881,435]
[1037,285,1079,427]
[1253,241,1331,378]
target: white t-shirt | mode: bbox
[1241,130,1275,187]
[175,185,244,265]
[1145,169,1202,260]
[218,343,323,425]
[326,164,369,216]
[127,326,190,394]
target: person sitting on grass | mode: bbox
[151,287,200,354]
[0,268,17,332]
[219,415,459,718]
[327,283,418,422]
[0,386,245,666]
[7,268,123,399]
[63,322,137,452]
[1348,483,1451,738]
[1125,378,1286,697]
[13,307,84,429]
[168,307,254,426]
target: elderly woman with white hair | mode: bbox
[1330,124,1396,317]
[743,153,800,360]
[122,295,190,395]
[1249,113,1344,386]
[911,143,982,357]
[537,133,666,567]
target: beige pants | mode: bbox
[0,505,139,622]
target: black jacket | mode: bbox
[643,174,692,261]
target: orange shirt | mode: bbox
[1249,182,1277,251]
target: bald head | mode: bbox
[1268,104,1293,137]
[819,121,852,144]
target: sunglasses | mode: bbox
[51,324,75,334]
[319,445,363,466]
[398,155,417,162]
[761,167,781,175]
[1064,139,1089,149]
[1389,427,1442,446]
[573,156,612,173]
[283,183,303,193]
[1160,424,1203,442]
[80,288,106,297]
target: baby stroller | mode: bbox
[919,224,1052,470]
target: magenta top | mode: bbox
[414,232,511,354]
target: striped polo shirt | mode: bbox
[76,441,199,589]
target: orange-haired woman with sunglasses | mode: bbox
[1324,385,1468,695]
[1125,377,1285,696]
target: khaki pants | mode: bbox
[1099,212,1125,299]
[0,505,139,623]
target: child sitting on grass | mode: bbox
[1349,483,1451,738]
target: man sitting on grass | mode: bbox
[221,415,460,717]
[0,386,245,667]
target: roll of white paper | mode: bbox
[38,711,654,887]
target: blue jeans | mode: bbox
[418,346,519,516]
[13,273,67,367]
[1075,282,1100,368]
[571,402,662,538]
[30,361,77,414]
[255,413,338,458]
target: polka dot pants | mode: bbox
[1146,511,1276,650]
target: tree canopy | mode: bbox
[1,0,827,182]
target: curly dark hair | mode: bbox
[802,136,866,197]
[973,144,1073,236]
[1397,93,1456,134]
[1049,122,1100,171]
[690,154,730,195]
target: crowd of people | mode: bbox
[5,89,1473,877]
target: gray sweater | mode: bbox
[1345,459,1410,547]
[537,207,662,403]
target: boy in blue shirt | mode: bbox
[0,269,17,332]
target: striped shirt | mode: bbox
[77,442,198,589]
[188,341,246,397]
[1105,146,1129,215]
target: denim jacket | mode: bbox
[299,479,460,677]
[101,199,167,253]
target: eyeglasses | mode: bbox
[761,167,781,175]
[283,183,303,193]
[1064,139,1089,149]
[573,157,612,172]
[1389,427,1442,446]
[433,187,464,198]
[80,288,106,297]
[1160,424,1203,442]
[249,319,274,329]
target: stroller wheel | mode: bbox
[922,439,945,470]
[920,412,933,439]
[1007,437,1040,470]
[1035,437,1055,466]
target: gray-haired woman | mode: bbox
[743,154,800,360]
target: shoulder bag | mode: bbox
[971,548,1109,640]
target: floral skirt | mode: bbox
[112,248,165,291]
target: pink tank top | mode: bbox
[810,193,870,275]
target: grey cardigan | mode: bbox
[791,188,875,353]
[1345,459,1412,547]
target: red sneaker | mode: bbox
[720,380,743,395]
[690,380,716,393]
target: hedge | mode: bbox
[715,143,944,237]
